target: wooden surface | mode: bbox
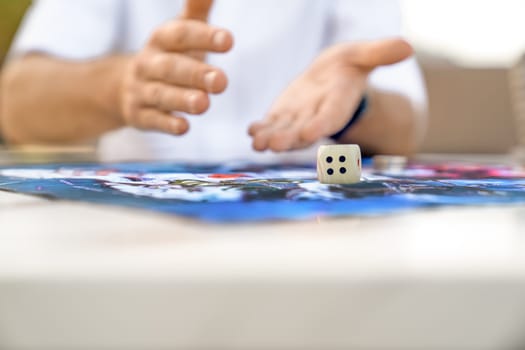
[1,154,525,350]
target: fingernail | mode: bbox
[204,71,217,91]
[213,31,227,48]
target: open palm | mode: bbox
[249,38,413,152]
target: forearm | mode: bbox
[0,54,128,144]
[341,87,426,156]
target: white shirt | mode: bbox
[11,0,427,162]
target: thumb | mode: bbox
[181,0,214,21]
[346,38,414,69]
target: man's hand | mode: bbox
[248,38,413,152]
[119,0,233,135]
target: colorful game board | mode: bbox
[1,161,525,222]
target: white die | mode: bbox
[317,145,362,184]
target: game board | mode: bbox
[1,161,525,222]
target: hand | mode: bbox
[248,38,413,152]
[119,0,233,135]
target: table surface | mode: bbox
[1,151,525,350]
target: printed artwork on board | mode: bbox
[1,161,524,222]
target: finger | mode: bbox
[248,121,267,137]
[250,113,316,152]
[300,91,361,143]
[248,119,274,137]
[268,123,302,152]
[181,0,214,21]
[252,114,294,152]
[185,49,207,62]
[266,111,315,152]
[248,110,285,137]
[133,108,190,135]
[150,20,233,53]
[139,53,228,93]
[345,38,413,69]
[141,82,210,115]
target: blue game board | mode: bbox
[1,161,525,222]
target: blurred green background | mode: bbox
[0,0,31,144]
[0,0,31,64]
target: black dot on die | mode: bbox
[339,155,346,162]
[340,167,347,174]
[327,168,334,175]
[326,156,333,163]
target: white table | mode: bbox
[1,156,525,350]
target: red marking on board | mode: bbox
[357,158,361,167]
[96,169,116,176]
[209,173,248,179]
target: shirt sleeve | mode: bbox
[327,0,428,120]
[9,0,124,60]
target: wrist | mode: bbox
[101,55,132,126]
[329,95,368,141]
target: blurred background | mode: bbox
[401,0,525,155]
[0,1,30,65]
[0,0,524,155]
[0,0,31,145]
